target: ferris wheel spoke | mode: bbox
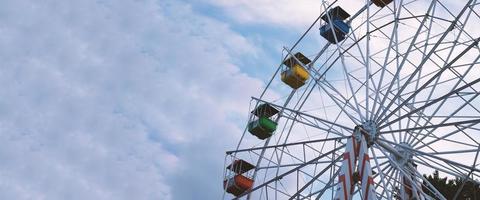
[349,160,394,199]
[323,65,410,124]
[416,154,471,177]
[260,70,351,200]
[413,156,480,185]
[412,117,480,150]
[259,140,324,178]
[375,165,396,199]
[453,146,480,199]
[436,0,480,44]
[375,0,475,123]
[365,0,374,121]
[290,164,341,200]
[378,76,480,131]
[274,146,314,167]
[252,97,353,134]
[380,118,480,134]
[379,136,480,185]
[280,114,345,137]
[370,34,442,93]
[382,138,480,176]
[372,1,437,122]
[427,148,480,156]
[375,143,444,199]
[343,16,437,68]
[403,12,437,139]
[402,56,480,145]
[312,8,409,88]
[232,145,345,199]
[349,71,443,144]
[227,136,347,156]
[370,148,403,196]
[378,39,480,128]
[264,184,298,199]
[270,156,337,184]
[346,65,436,126]
[405,163,450,199]
[369,15,457,59]
[375,147,425,199]
[400,89,476,106]
[369,148,393,199]
[288,157,341,200]
[321,4,368,123]
[404,56,480,141]
[370,1,403,122]
[349,75,422,142]
[317,82,363,124]
[347,69,381,120]
[414,156,464,177]
[312,88,359,154]
[352,6,438,123]
[311,169,340,200]
[246,147,337,196]
[263,84,330,192]
[393,112,479,150]
[256,160,339,171]
[385,4,438,134]
[336,73,415,144]
[390,53,479,133]
[378,32,480,129]
[373,168,399,199]
[406,128,479,150]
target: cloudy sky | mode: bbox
[0,0,327,199]
[2,0,479,200]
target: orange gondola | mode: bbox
[223,159,255,197]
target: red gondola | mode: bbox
[223,159,255,197]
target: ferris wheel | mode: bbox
[223,0,480,199]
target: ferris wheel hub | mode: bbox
[354,120,378,146]
[393,142,414,166]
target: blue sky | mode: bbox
[0,0,323,199]
[2,0,478,200]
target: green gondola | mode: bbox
[248,116,277,139]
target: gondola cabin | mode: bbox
[283,52,311,68]
[319,6,351,44]
[320,6,351,22]
[248,103,279,139]
[248,117,277,139]
[281,64,310,89]
[224,159,255,197]
[320,21,351,44]
[281,52,311,89]
[372,0,393,7]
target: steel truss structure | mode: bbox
[224,0,480,199]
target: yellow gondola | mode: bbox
[281,64,310,89]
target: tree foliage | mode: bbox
[422,170,480,199]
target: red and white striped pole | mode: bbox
[334,136,357,200]
[334,127,377,200]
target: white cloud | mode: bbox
[0,0,264,199]
[206,0,321,28]
[206,0,368,28]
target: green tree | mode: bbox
[422,170,480,199]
